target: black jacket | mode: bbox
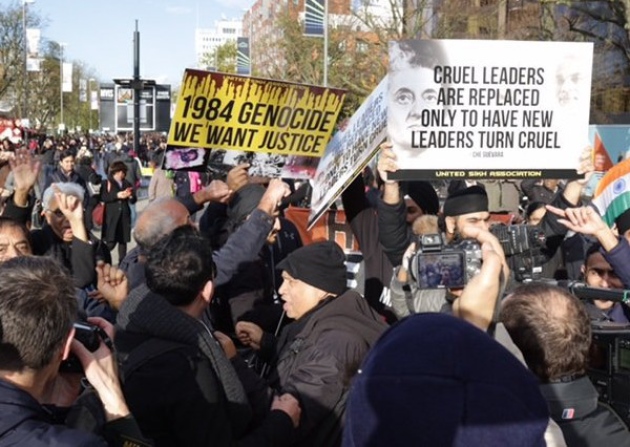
[0,379,148,447]
[341,176,395,319]
[541,376,630,447]
[45,167,87,194]
[115,284,293,447]
[236,290,388,447]
[101,178,136,243]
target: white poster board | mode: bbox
[308,77,388,229]
[387,39,593,180]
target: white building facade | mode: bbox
[195,19,243,69]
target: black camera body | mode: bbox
[59,322,106,373]
[588,324,630,426]
[410,233,482,289]
[491,224,547,282]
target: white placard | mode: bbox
[387,39,593,180]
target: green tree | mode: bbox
[539,0,630,123]
[256,9,389,119]
[0,1,100,132]
[0,0,43,114]
[200,40,237,73]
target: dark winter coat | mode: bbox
[341,176,395,319]
[236,290,387,447]
[101,177,136,244]
[541,376,630,447]
[45,167,87,194]
[0,379,147,447]
[115,284,293,447]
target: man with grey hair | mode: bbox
[3,151,110,288]
[35,182,110,287]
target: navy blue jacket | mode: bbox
[0,379,147,446]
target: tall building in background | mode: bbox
[195,19,243,70]
[242,0,398,77]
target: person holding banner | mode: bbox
[376,142,479,268]
[341,167,439,321]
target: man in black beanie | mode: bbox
[218,241,388,447]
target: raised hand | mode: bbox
[546,204,608,236]
[95,260,129,310]
[226,163,251,193]
[376,142,398,184]
[257,179,291,216]
[10,148,41,193]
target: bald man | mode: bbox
[120,180,290,291]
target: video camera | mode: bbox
[59,321,111,373]
[409,233,482,289]
[589,324,630,426]
[490,224,547,282]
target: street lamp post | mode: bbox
[22,0,35,148]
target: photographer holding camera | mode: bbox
[384,177,511,314]
[378,143,595,285]
[377,143,494,270]
[0,256,150,446]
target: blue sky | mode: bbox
[2,0,254,88]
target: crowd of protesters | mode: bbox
[1,126,630,447]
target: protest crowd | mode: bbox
[3,47,630,447]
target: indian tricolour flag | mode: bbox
[592,158,630,226]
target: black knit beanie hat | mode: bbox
[276,241,347,295]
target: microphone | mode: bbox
[537,279,630,304]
